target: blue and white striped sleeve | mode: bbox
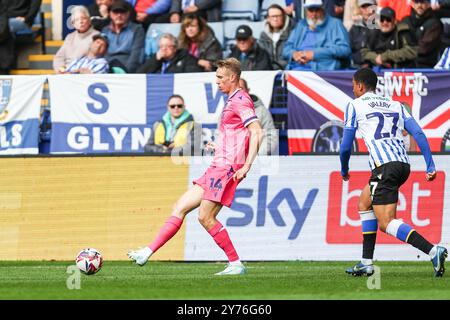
[344,102,357,129]
[91,59,109,74]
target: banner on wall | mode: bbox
[184,155,449,261]
[48,72,278,154]
[287,71,450,154]
[0,76,45,154]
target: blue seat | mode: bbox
[223,20,266,50]
[221,0,260,21]
[208,22,224,49]
[15,11,46,54]
[261,0,287,18]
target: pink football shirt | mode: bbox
[211,88,258,168]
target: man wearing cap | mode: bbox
[283,0,351,70]
[402,0,443,68]
[378,0,411,22]
[349,0,377,67]
[101,0,145,73]
[227,25,272,71]
[361,6,417,69]
[64,34,110,74]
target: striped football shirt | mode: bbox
[344,91,411,170]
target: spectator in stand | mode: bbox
[88,0,114,31]
[239,78,279,155]
[127,0,171,30]
[283,0,351,71]
[343,0,362,30]
[434,46,450,69]
[285,0,302,20]
[331,0,346,20]
[53,6,99,73]
[285,0,345,20]
[431,0,450,18]
[0,1,14,75]
[378,0,412,22]
[137,33,203,73]
[349,0,377,67]
[361,7,418,69]
[5,0,41,34]
[64,34,110,74]
[89,0,140,31]
[178,13,222,72]
[88,0,113,31]
[259,4,296,70]
[144,94,201,155]
[169,0,222,23]
[228,25,272,71]
[102,0,145,73]
[402,0,443,68]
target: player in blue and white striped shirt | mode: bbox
[65,34,109,74]
[340,68,447,277]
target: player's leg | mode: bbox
[372,162,447,277]
[375,203,448,277]
[128,185,204,266]
[346,184,376,276]
[198,199,245,275]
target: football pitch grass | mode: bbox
[0,261,449,300]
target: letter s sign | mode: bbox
[87,83,109,114]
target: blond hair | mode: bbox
[215,58,241,77]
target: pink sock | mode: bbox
[208,221,239,262]
[148,216,183,252]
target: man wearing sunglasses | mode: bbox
[283,0,351,71]
[144,94,201,154]
[361,6,417,69]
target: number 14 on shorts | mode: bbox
[209,178,223,191]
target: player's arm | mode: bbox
[340,127,356,181]
[233,120,263,181]
[404,117,436,181]
[340,102,357,181]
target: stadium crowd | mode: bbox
[1,0,450,75]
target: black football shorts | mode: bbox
[369,161,410,205]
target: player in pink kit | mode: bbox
[128,58,263,275]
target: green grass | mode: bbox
[0,261,449,300]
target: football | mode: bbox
[75,248,103,275]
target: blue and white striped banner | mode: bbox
[0,76,45,155]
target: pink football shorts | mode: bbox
[193,165,242,207]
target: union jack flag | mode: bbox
[287,71,450,154]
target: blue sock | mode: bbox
[385,219,414,242]
[361,210,377,262]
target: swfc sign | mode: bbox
[0,76,44,155]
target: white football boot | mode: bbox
[127,247,152,266]
[214,262,246,276]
